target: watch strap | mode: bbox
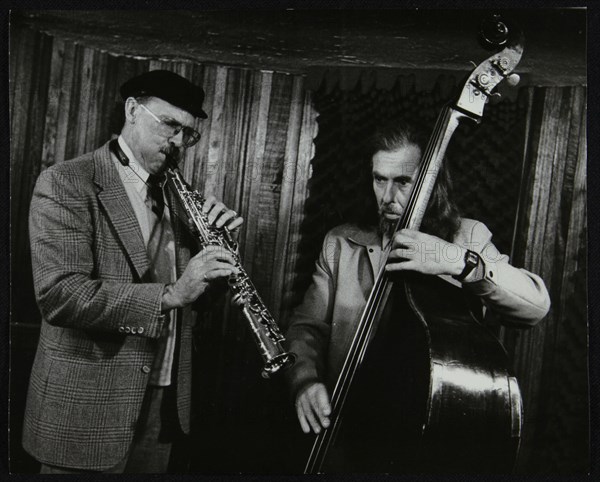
[453,249,480,282]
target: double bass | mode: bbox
[305,17,525,474]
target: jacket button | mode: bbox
[118,326,125,333]
[142,365,151,374]
[368,248,374,253]
[138,327,145,334]
[131,327,138,334]
[125,327,131,334]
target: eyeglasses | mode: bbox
[138,103,201,148]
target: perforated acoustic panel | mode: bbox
[290,73,529,309]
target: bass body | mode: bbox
[318,274,522,473]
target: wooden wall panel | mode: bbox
[279,88,318,323]
[10,28,53,329]
[240,70,272,278]
[506,86,588,474]
[271,75,312,318]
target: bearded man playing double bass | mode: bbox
[284,120,551,472]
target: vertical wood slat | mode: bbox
[8,23,21,118]
[203,66,228,198]
[53,41,76,164]
[188,64,216,187]
[10,26,54,327]
[223,68,252,213]
[508,86,588,473]
[11,30,52,246]
[558,89,586,314]
[9,27,35,198]
[73,47,94,156]
[187,62,208,184]
[41,37,66,168]
[280,89,318,325]
[545,86,588,473]
[509,87,557,470]
[65,44,83,160]
[253,73,294,299]
[9,24,34,265]
[269,75,305,317]
[88,48,108,149]
[103,53,125,138]
[514,88,560,429]
[240,70,272,278]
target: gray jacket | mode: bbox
[285,220,550,396]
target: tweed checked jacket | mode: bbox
[23,141,198,470]
[285,222,551,398]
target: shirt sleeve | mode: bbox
[461,221,551,326]
[284,232,338,400]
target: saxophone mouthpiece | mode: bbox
[165,152,180,171]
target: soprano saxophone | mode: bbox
[165,160,296,378]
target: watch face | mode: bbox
[466,250,479,267]
[454,250,479,281]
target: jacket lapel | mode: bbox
[93,142,150,280]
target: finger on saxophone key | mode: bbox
[198,245,236,264]
[195,248,239,276]
[215,209,243,229]
[201,194,217,214]
[200,194,243,230]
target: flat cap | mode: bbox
[120,70,208,119]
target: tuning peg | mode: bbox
[479,14,509,50]
[487,91,503,105]
[506,73,521,87]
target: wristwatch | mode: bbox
[453,249,480,282]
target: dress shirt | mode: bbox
[111,136,177,386]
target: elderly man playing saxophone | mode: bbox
[23,70,241,473]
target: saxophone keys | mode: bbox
[231,292,247,307]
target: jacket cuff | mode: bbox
[285,362,321,403]
[120,283,168,339]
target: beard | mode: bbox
[378,202,402,238]
[378,215,397,238]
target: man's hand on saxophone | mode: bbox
[161,245,240,311]
[202,194,244,231]
[161,195,243,312]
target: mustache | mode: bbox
[380,204,402,215]
[160,146,182,162]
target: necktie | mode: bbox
[147,174,165,219]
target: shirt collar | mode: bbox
[118,135,150,193]
[346,225,381,248]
